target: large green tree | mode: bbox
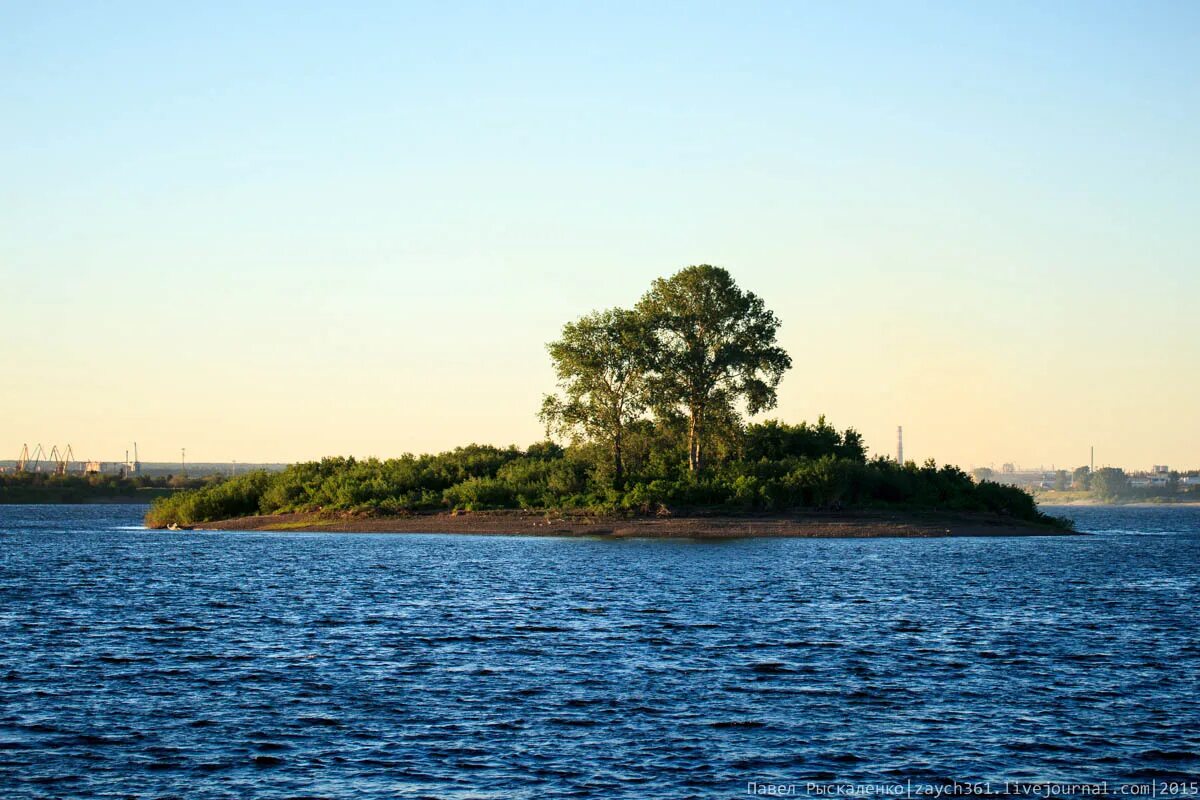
[1071,465,1091,490]
[636,265,792,473]
[540,308,650,489]
[1090,467,1129,500]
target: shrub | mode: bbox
[443,477,516,510]
[146,471,271,526]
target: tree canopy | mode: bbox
[540,308,650,488]
[635,265,792,472]
[1090,467,1130,500]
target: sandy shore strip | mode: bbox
[178,509,1079,538]
[1039,499,1200,507]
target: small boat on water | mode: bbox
[167,523,180,531]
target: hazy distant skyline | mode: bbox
[3,2,1198,469]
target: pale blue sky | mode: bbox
[3,1,1198,468]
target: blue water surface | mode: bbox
[1,504,1198,798]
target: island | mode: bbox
[146,266,1073,537]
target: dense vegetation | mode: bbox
[0,472,198,504]
[145,418,1055,528]
[146,265,1059,529]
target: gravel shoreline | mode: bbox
[173,509,1077,538]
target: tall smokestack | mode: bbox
[897,426,904,464]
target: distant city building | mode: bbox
[1130,472,1170,489]
[1153,465,1170,474]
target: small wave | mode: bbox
[1141,749,1200,762]
[627,705,665,715]
[297,716,342,727]
[1007,740,1081,753]
[825,753,862,763]
[1127,767,1198,779]
[563,697,604,708]
[513,625,570,633]
[56,733,136,747]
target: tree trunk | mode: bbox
[613,429,624,490]
[687,409,702,473]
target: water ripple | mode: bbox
[0,504,1198,797]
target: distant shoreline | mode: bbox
[0,492,171,505]
[171,509,1078,538]
[1039,499,1200,507]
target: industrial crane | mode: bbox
[15,443,75,473]
[48,445,74,475]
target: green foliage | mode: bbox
[1071,466,1092,490]
[541,307,651,488]
[146,471,272,527]
[636,265,791,473]
[142,420,1056,528]
[442,477,516,510]
[744,417,866,463]
[0,471,186,504]
[1090,467,1130,500]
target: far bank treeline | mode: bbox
[0,471,196,504]
[147,266,1056,529]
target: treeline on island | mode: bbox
[146,266,1058,529]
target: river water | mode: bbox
[1,504,1197,798]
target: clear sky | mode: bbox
[2,1,1197,470]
